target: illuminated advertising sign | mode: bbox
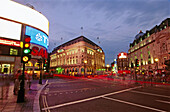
[25,26,49,49]
[0,38,20,47]
[0,19,21,40]
[31,46,48,59]
[0,0,49,35]
[118,52,127,59]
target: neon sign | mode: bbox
[25,26,49,49]
[118,52,127,59]
[31,46,48,58]
[0,38,20,47]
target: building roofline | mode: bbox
[51,35,103,53]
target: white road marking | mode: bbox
[130,90,170,98]
[46,88,92,94]
[102,97,166,112]
[42,95,50,112]
[44,95,50,112]
[42,95,47,112]
[156,100,170,104]
[42,86,141,111]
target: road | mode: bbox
[40,78,170,112]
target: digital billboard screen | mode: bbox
[25,26,49,49]
[0,0,49,35]
[0,18,21,40]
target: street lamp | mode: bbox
[106,64,110,72]
[155,58,159,70]
[84,60,87,77]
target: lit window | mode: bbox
[141,54,143,58]
[10,48,18,55]
[82,49,84,52]
[148,51,150,55]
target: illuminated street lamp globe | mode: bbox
[84,60,87,64]
[106,64,110,68]
[155,58,159,62]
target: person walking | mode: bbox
[13,70,21,95]
[27,74,32,90]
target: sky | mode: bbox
[13,0,170,65]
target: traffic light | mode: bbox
[135,59,139,67]
[43,59,47,67]
[21,35,31,63]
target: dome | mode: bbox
[135,30,144,39]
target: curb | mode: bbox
[33,80,48,112]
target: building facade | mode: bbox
[50,36,105,76]
[128,18,170,74]
[0,1,49,76]
[117,52,129,74]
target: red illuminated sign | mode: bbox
[118,52,127,59]
[0,38,20,47]
[31,46,48,58]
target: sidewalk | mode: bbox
[0,79,48,112]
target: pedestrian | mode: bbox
[24,70,29,94]
[162,73,166,83]
[13,69,21,95]
[27,74,32,90]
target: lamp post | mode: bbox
[106,64,110,72]
[17,63,25,103]
[38,58,43,84]
[84,60,87,77]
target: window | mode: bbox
[148,51,150,55]
[141,54,143,59]
[148,58,151,64]
[141,59,143,65]
[82,49,84,52]
[10,48,18,55]
[146,40,149,43]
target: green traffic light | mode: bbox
[24,49,31,54]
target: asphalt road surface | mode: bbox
[40,78,170,112]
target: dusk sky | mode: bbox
[13,0,170,65]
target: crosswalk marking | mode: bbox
[103,97,166,112]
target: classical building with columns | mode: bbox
[128,18,170,74]
[50,36,105,76]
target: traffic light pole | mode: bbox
[17,63,25,103]
[39,59,42,84]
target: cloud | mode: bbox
[13,0,170,64]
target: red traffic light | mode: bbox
[25,37,31,42]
